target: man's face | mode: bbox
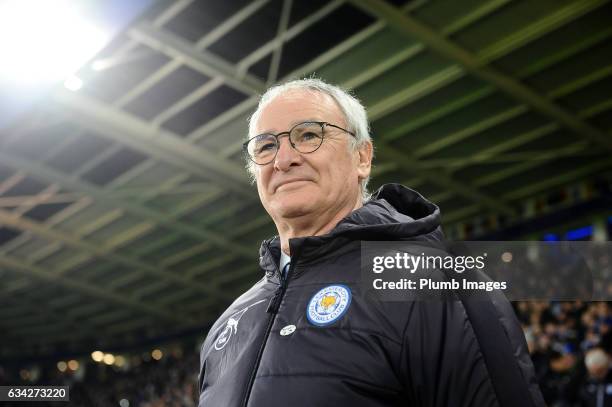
[253,90,370,224]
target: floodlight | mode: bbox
[0,0,108,87]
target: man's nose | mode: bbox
[274,135,301,171]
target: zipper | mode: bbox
[266,271,288,313]
[242,245,293,407]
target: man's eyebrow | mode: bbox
[292,118,321,126]
[259,119,322,134]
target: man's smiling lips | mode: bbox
[273,178,312,192]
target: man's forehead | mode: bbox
[255,90,344,132]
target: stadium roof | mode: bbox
[1,0,611,358]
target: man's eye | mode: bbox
[256,143,276,153]
[299,131,319,141]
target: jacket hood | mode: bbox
[258,183,444,280]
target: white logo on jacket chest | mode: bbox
[307,285,351,326]
[214,299,265,351]
[280,324,296,336]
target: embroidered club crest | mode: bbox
[307,285,351,326]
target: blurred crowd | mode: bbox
[516,301,612,406]
[3,301,612,406]
[484,242,612,301]
[0,350,199,407]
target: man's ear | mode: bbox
[356,140,373,180]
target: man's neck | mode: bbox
[277,198,363,255]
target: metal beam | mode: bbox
[97,0,195,68]
[112,182,220,197]
[375,143,516,215]
[0,166,252,308]
[154,0,348,145]
[129,21,266,95]
[414,143,593,168]
[267,0,293,85]
[426,126,576,205]
[236,0,347,75]
[377,27,612,176]
[186,0,434,145]
[328,19,612,151]
[396,58,612,161]
[0,209,219,298]
[115,0,270,108]
[443,158,612,225]
[0,284,100,340]
[205,0,527,160]
[423,90,612,201]
[151,77,225,126]
[28,194,220,293]
[349,0,612,153]
[357,15,552,216]
[0,151,254,259]
[0,254,191,323]
[53,89,251,194]
[368,1,611,148]
[0,192,82,208]
[431,104,612,223]
[503,160,612,201]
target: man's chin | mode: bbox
[271,200,315,219]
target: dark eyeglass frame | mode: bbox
[243,121,356,165]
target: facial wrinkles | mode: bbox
[257,93,344,186]
[254,91,360,229]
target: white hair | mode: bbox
[246,78,373,202]
[585,348,609,369]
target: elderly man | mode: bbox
[198,78,544,406]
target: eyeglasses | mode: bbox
[243,121,355,165]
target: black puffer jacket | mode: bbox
[198,184,545,407]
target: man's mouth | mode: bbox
[274,179,311,192]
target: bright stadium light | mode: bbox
[114,355,127,367]
[103,353,116,365]
[0,0,108,87]
[63,75,83,91]
[151,349,163,360]
[90,59,108,71]
[56,361,67,372]
[91,351,104,362]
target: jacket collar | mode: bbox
[258,183,444,282]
